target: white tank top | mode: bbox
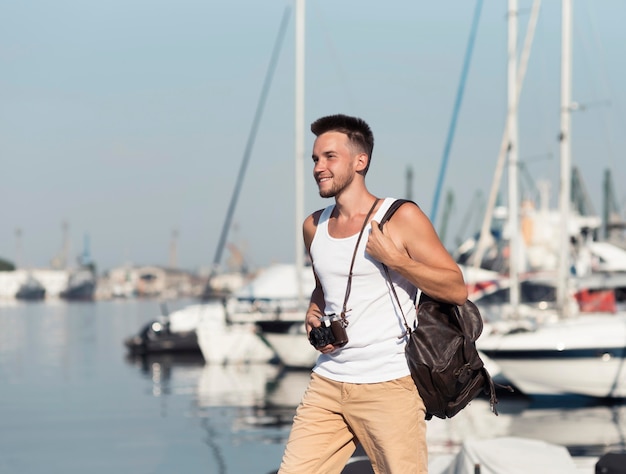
[310,197,418,383]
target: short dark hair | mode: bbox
[310,114,374,174]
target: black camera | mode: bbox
[309,314,348,349]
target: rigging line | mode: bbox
[574,7,616,163]
[455,190,484,247]
[429,0,483,225]
[203,6,292,295]
[309,1,358,111]
[472,0,542,270]
[579,0,620,183]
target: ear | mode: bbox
[355,153,369,172]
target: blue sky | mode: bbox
[1,0,625,273]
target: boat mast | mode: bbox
[557,0,573,314]
[295,0,305,308]
[472,0,541,270]
[507,0,520,314]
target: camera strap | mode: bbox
[339,197,380,327]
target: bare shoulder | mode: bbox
[388,200,430,231]
[303,209,324,251]
[304,209,324,230]
[387,200,456,265]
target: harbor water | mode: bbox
[1,299,624,473]
[0,299,288,474]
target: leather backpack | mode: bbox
[379,199,503,420]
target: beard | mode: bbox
[317,172,354,198]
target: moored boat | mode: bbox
[60,268,96,301]
[256,320,318,369]
[124,319,199,355]
[478,312,626,398]
[15,275,46,301]
[193,301,278,364]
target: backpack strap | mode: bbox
[378,199,416,335]
[379,199,414,227]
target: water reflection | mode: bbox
[266,370,311,409]
[427,392,626,461]
[125,353,308,413]
[508,401,626,456]
[125,352,205,396]
[124,352,626,466]
[196,364,282,408]
[0,301,102,382]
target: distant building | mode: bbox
[99,265,206,299]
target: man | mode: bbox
[278,114,467,473]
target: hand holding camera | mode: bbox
[309,313,349,349]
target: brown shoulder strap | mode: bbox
[378,199,416,334]
[378,199,415,227]
[339,198,380,325]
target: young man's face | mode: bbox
[312,131,362,198]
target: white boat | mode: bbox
[194,262,316,365]
[226,263,314,324]
[193,301,278,364]
[256,319,318,369]
[238,263,318,368]
[478,312,626,397]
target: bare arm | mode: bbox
[366,202,467,305]
[303,212,334,352]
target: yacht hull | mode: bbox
[478,314,626,398]
[257,320,318,369]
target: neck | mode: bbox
[334,190,378,220]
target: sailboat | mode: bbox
[195,2,317,366]
[197,262,315,365]
[477,0,626,398]
[123,7,301,364]
[250,0,322,369]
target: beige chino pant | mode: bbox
[278,373,428,474]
